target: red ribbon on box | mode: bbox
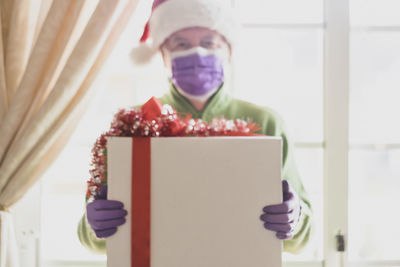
[84,97,266,266]
[132,138,151,267]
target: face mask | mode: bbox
[169,47,226,97]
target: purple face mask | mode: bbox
[170,48,225,96]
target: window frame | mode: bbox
[235,0,400,266]
[13,0,400,266]
[323,0,350,266]
[324,0,400,266]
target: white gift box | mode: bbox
[106,136,282,267]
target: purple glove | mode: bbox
[260,180,302,240]
[86,185,128,238]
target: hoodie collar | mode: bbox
[168,79,232,120]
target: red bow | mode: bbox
[141,96,163,121]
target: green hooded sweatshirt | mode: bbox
[77,81,313,255]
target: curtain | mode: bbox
[0,0,139,266]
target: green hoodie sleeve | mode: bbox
[77,205,107,254]
[264,109,313,254]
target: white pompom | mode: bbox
[130,43,158,65]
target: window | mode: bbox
[12,0,400,266]
[349,0,400,264]
[232,0,324,263]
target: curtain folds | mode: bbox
[0,0,139,266]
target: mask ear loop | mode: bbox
[159,45,173,79]
[210,48,231,86]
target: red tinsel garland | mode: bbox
[86,97,261,201]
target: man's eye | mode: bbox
[202,41,216,48]
[174,42,190,49]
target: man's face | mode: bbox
[160,27,231,68]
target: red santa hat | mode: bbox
[130,0,238,65]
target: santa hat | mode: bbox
[130,0,238,65]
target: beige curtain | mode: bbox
[0,0,139,266]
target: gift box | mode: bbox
[106,136,282,267]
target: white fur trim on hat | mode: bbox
[150,0,238,48]
[130,0,239,65]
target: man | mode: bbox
[78,0,312,255]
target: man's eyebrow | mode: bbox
[201,35,216,41]
[171,36,188,44]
